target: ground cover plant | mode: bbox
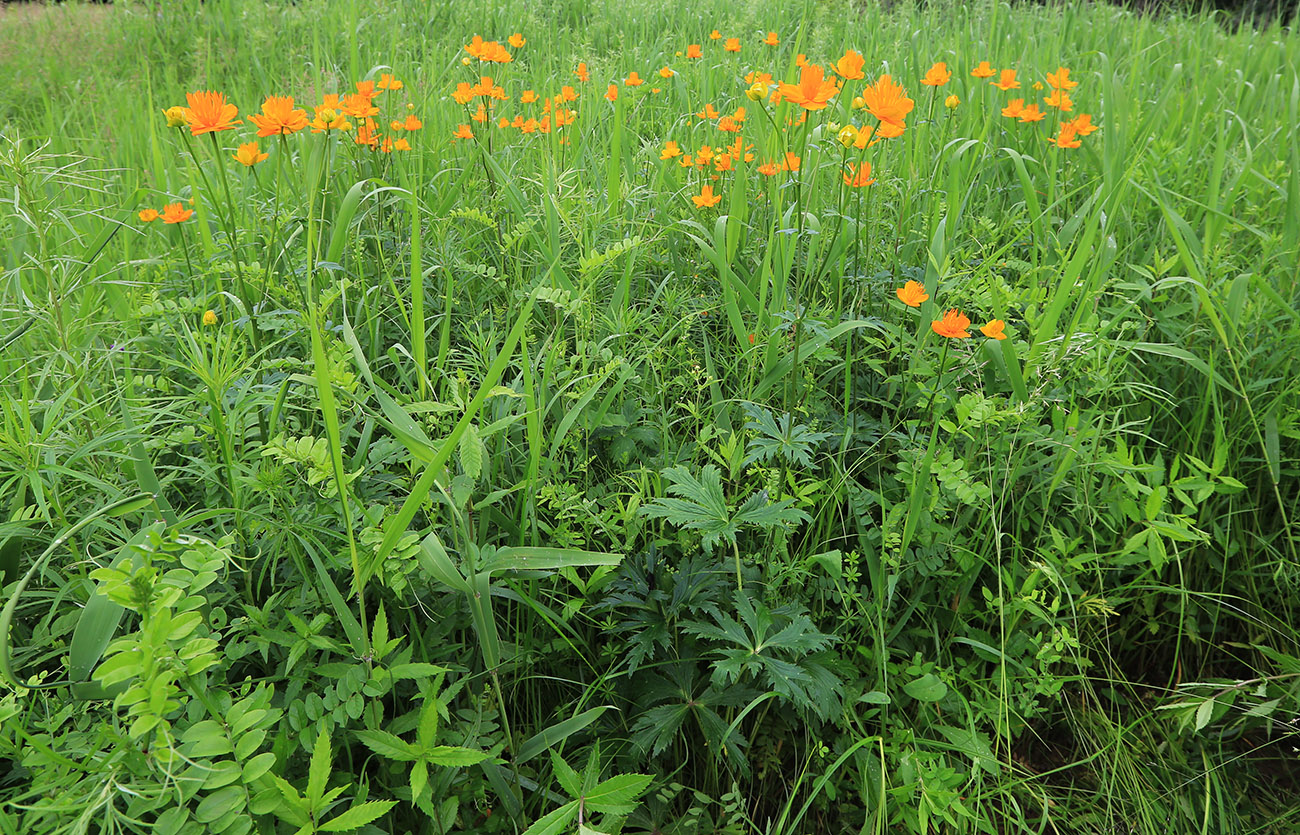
[0,0,1298,832]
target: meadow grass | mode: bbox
[0,0,1298,833]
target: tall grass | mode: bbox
[0,0,1297,833]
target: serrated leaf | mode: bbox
[583,773,653,815]
[459,423,484,481]
[355,730,418,762]
[424,745,489,767]
[319,800,399,832]
[521,800,580,835]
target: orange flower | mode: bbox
[692,185,723,208]
[508,33,526,48]
[778,64,840,111]
[625,71,644,86]
[931,309,971,338]
[1051,125,1081,148]
[709,29,722,40]
[920,61,951,86]
[714,153,733,172]
[843,161,875,188]
[354,119,380,147]
[861,74,913,127]
[343,92,379,119]
[311,97,350,132]
[160,202,194,224]
[853,123,875,149]
[138,208,159,222]
[876,121,905,139]
[991,69,1019,91]
[686,44,702,59]
[763,31,779,46]
[1001,98,1025,118]
[659,66,675,78]
[181,91,241,136]
[716,115,739,132]
[980,320,1008,340]
[521,90,538,103]
[1018,104,1045,122]
[232,141,268,166]
[661,140,682,160]
[248,95,308,137]
[379,73,403,90]
[724,37,740,52]
[605,84,618,102]
[575,62,591,82]
[779,151,801,171]
[1067,113,1098,135]
[697,103,720,119]
[833,50,865,81]
[1046,66,1078,90]
[895,280,929,307]
[1043,89,1073,111]
[393,138,411,151]
[971,61,996,79]
[561,86,578,101]
[465,35,512,63]
[354,80,378,99]
[757,161,778,176]
[453,124,474,140]
[795,53,808,67]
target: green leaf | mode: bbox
[307,728,332,808]
[903,674,947,703]
[583,773,653,815]
[424,746,490,766]
[521,800,580,835]
[517,706,612,764]
[355,730,418,762]
[319,800,399,832]
[194,785,246,823]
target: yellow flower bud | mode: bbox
[851,96,866,110]
[163,106,187,128]
[745,82,767,102]
[202,310,218,326]
[836,125,857,147]
[318,108,338,124]
[461,56,472,66]
[945,94,960,109]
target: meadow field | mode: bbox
[0,0,1298,832]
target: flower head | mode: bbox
[763,31,779,46]
[659,66,675,78]
[724,37,741,52]
[692,185,723,208]
[1051,124,1082,148]
[778,64,840,111]
[1018,104,1045,122]
[379,73,403,90]
[895,280,929,307]
[1001,98,1025,118]
[575,62,591,82]
[162,106,187,128]
[138,208,160,222]
[1043,88,1073,111]
[687,44,702,59]
[605,84,618,102]
[160,202,194,224]
[746,82,767,101]
[971,61,996,79]
[661,140,682,159]
[625,71,644,86]
[232,141,268,166]
[833,49,865,81]
[931,309,972,338]
[182,91,241,135]
[843,161,875,188]
[861,74,913,127]
[1046,66,1078,90]
[710,29,722,40]
[836,125,858,147]
[921,62,951,86]
[508,33,526,48]
[991,69,1019,91]
[945,94,960,109]
[202,310,218,326]
[249,95,308,137]
[1067,113,1098,135]
[980,319,1007,340]
[453,124,474,140]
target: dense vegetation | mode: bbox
[1,0,1298,832]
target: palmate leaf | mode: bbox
[741,404,834,468]
[641,465,810,551]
